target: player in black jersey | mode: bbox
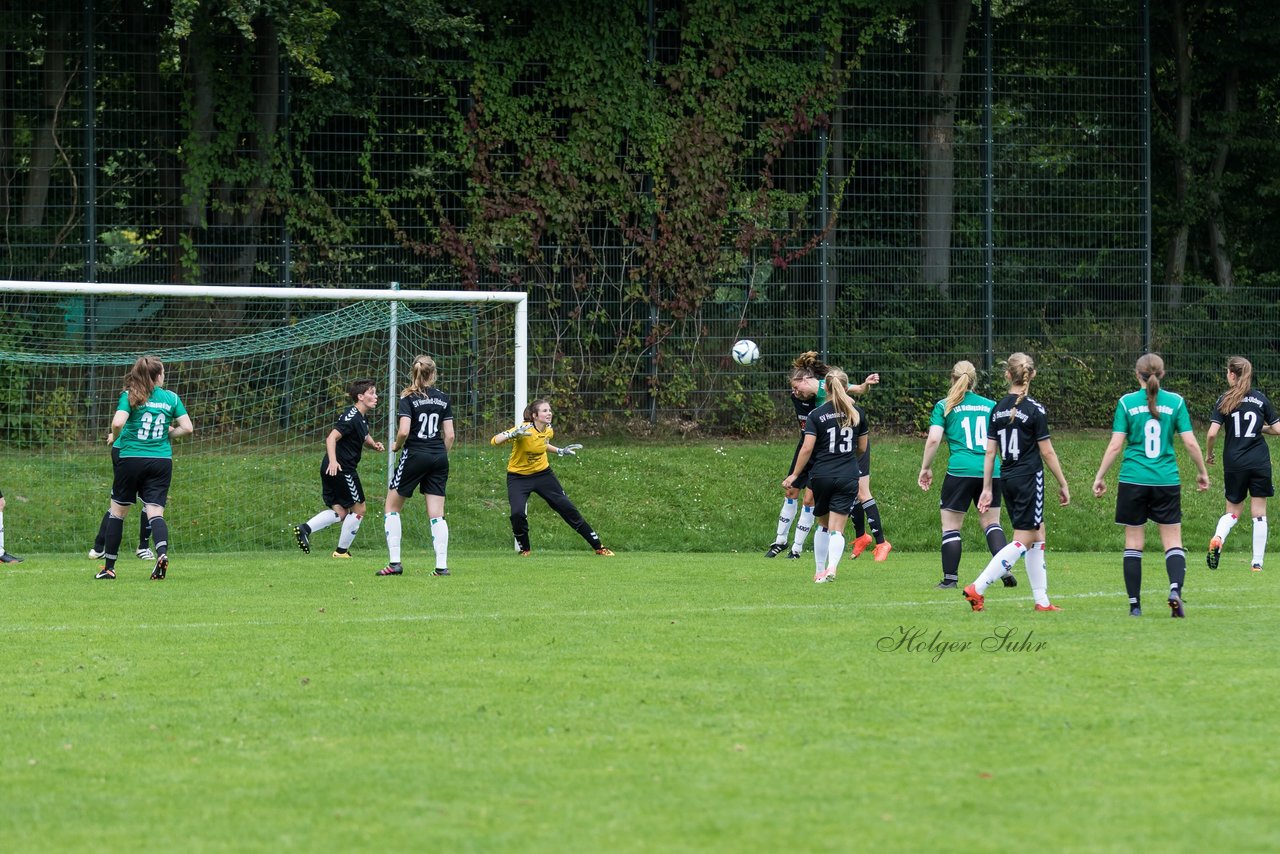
[1205,356,1280,571]
[378,356,455,577]
[964,353,1070,612]
[291,379,384,558]
[0,487,22,563]
[783,367,864,584]
[766,351,877,560]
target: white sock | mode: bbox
[792,505,815,553]
[0,510,5,552]
[1253,516,1267,567]
[1024,541,1050,607]
[975,540,1027,594]
[337,513,362,549]
[306,509,341,532]
[813,526,829,574]
[826,530,846,575]
[775,498,797,544]
[384,512,402,563]
[431,516,449,569]
[1214,512,1239,543]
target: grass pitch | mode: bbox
[3,547,1276,852]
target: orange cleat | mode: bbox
[872,541,893,562]
[962,584,984,612]
[1034,603,1062,612]
[850,533,875,558]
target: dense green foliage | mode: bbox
[3,1,1279,433]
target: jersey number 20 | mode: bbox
[415,412,440,439]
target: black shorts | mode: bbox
[1000,471,1044,531]
[787,437,811,490]
[389,450,449,498]
[1115,481,1182,526]
[321,467,366,509]
[939,474,1001,512]
[111,456,173,507]
[1224,467,1274,503]
[809,475,859,519]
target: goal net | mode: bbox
[0,282,526,554]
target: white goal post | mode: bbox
[0,280,529,553]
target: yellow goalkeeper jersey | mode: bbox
[504,424,553,475]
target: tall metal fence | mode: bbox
[4,1,1263,434]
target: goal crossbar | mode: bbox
[0,280,529,424]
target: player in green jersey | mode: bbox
[1093,353,1209,618]
[94,356,194,581]
[919,360,1016,590]
[0,487,22,563]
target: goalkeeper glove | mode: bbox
[506,423,534,439]
[557,443,583,457]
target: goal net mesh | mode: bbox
[0,290,517,554]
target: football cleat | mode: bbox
[765,542,786,558]
[935,579,958,589]
[786,550,802,559]
[0,552,23,564]
[94,567,116,580]
[376,564,403,576]
[872,541,892,562]
[814,570,830,584]
[1168,590,1186,618]
[595,548,615,556]
[293,524,311,554]
[518,550,531,557]
[432,568,451,576]
[962,584,985,612]
[331,551,352,559]
[1000,572,1018,588]
[1252,563,1263,572]
[1129,606,1142,617]
[136,547,155,560]
[850,533,875,558]
[1033,603,1062,612]
[150,554,168,580]
[88,548,105,560]
[1206,537,1222,570]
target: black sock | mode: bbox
[1124,549,1142,607]
[94,512,111,552]
[103,515,125,569]
[139,512,152,549]
[941,530,962,580]
[149,516,169,557]
[985,523,1007,555]
[1165,547,1187,594]
[861,499,884,543]
[852,504,866,538]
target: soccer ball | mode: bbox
[731,339,761,366]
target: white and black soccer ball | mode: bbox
[731,339,761,366]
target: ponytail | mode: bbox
[823,368,861,430]
[1135,353,1165,419]
[943,360,977,416]
[1220,356,1253,415]
[1005,353,1035,424]
[401,354,438,397]
[123,356,163,409]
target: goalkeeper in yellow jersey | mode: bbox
[490,399,613,557]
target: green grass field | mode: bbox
[3,434,1278,851]
[3,547,1277,852]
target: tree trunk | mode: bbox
[920,0,972,297]
[1164,0,1191,309]
[21,16,69,228]
[1206,67,1237,291]
[230,18,280,289]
